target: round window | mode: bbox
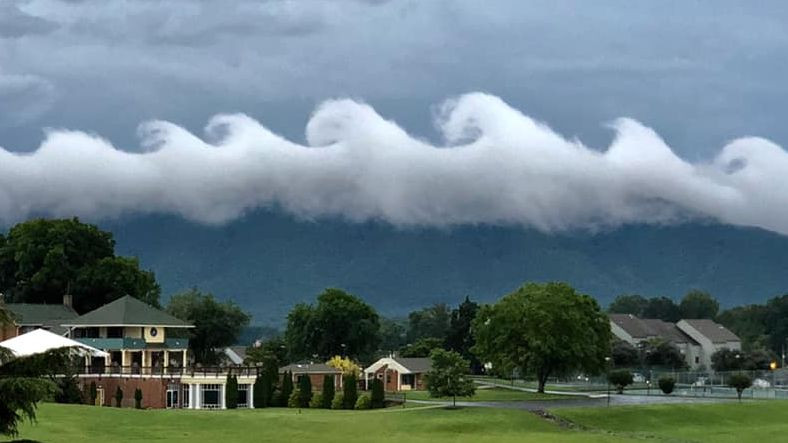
[150,327,158,337]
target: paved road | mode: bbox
[408,394,733,410]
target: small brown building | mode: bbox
[279,363,343,391]
[363,357,431,391]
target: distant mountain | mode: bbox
[103,211,788,325]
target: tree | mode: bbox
[253,360,278,408]
[727,373,752,401]
[245,336,287,368]
[406,303,451,343]
[89,381,98,405]
[342,374,357,410]
[608,369,633,394]
[72,256,160,313]
[114,386,123,407]
[679,290,719,319]
[611,340,639,368]
[279,371,293,407]
[717,305,768,351]
[445,297,481,373]
[370,378,385,409]
[284,288,380,361]
[641,297,681,322]
[134,388,143,409]
[297,375,312,408]
[225,374,238,409]
[379,317,407,351]
[425,349,475,407]
[608,294,648,316]
[321,375,335,409]
[641,339,686,370]
[711,348,744,371]
[167,288,251,365]
[0,218,160,313]
[658,376,675,394]
[472,282,611,393]
[399,337,445,358]
[326,355,361,377]
[764,295,788,355]
[0,344,72,437]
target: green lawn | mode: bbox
[558,400,788,442]
[6,401,788,443]
[401,387,565,402]
[4,403,620,443]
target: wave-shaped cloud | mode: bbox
[1,93,787,235]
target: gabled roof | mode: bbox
[279,363,342,374]
[61,296,193,328]
[393,357,432,373]
[5,303,78,335]
[680,319,740,343]
[609,314,653,339]
[641,319,698,345]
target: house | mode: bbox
[363,357,432,391]
[0,294,78,340]
[609,313,740,370]
[63,295,193,374]
[279,363,343,390]
[677,319,741,370]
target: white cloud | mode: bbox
[1,93,787,235]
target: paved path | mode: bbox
[474,380,604,398]
[408,393,733,410]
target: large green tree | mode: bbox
[378,317,407,351]
[472,282,611,393]
[445,296,481,373]
[406,303,451,343]
[398,337,445,358]
[717,304,768,351]
[678,290,719,319]
[764,295,788,355]
[641,296,681,322]
[284,288,380,361]
[167,288,251,365]
[425,349,475,407]
[0,218,160,313]
[607,294,648,316]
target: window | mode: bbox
[182,384,190,408]
[695,357,700,364]
[237,384,249,408]
[107,327,123,338]
[73,327,100,338]
[201,384,221,409]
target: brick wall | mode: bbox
[80,377,170,409]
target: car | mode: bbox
[632,373,646,383]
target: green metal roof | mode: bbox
[62,296,193,328]
[5,303,79,335]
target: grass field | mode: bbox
[401,387,564,402]
[5,401,788,442]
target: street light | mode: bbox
[605,356,611,407]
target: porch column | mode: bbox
[121,350,127,368]
[220,383,226,409]
[164,350,169,369]
[141,350,146,373]
[248,383,254,409]
[397,371,401,391]
[183,350,188,368]
[194,384,201,409]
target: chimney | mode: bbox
[63,293,73,308]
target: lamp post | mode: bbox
[605,356,611,407]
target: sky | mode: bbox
[3,0,788,235]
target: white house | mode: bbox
[676,319,741,370]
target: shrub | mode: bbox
[355,394,371,410]
[342,374,357,410]
[310,393,323,409]
[114,386,123,407]
[134,388,143,409]
[331,392,344,410]
[89,381,98,406]
[288,388,301,408]
[658,376,675,395]
[321,375,335,409]
[55,377,83,404]
[225,374,238,409]
[608,369,633,394]
[370,378,385,409]
[297,375,312,408]
[253,374,267,408]
[279,372,294,407]
[728,373,752,401]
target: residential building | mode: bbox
[279,363,343,391]
[677,319,741,370]
[363,357,431,391]
[0,295,78,340]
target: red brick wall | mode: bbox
[281,372,342,391]
[80,377,170,409]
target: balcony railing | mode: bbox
[78,365,262,378]
[74,337,189,350]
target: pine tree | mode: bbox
[134,388,143,409]
[321,375,335,409]
[253,373,267,408]
[370,378,385,409]
[114,386,123,407]
[279,371,293,407]
[297,375,312,408]
[225,374,239,409]
[342,374,357,410]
